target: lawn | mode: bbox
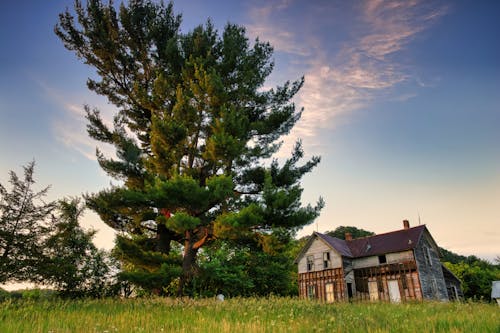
[0,297,498,332]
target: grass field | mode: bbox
[0,297,498,332]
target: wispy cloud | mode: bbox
[246,0,447,155]
[35,79,115,161]
[246,0,312,57]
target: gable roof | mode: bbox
[345,225,426,258]
[298,225,429,261]
[316,232,353,257]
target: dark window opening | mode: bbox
[307,255,314,271]
[323,252,331,269]
[378,255,387,264]
[426,247,433,266]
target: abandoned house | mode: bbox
[295,220,463,302]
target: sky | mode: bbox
[0,0,499,264]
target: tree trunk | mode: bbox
[177,237,198,297]
[156,223,172,254]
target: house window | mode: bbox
[378,255,387,264]
[447,285,459,301]
[307,285,316,299]
[426,247,433,266]
[307,255,314,271]
[323,252,331,269]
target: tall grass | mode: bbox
[0,297,498,332]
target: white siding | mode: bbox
[353,256,379,269]
[387,250,414,263]
[353,250,415,269]
[298,237,342,273]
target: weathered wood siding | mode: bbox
[353,250,414,269]
[414,232,449,301]
[298,237,342,274]
[387,250,414,264]
[353,261,422,301]
[298,268,345,301]
[353,256,379,269]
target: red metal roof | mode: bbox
[316,225,426,258]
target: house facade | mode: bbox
[296,220,462,302]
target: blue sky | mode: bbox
[0,0,499,262]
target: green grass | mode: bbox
[0,297,498,332]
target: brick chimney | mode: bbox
[345,232,352,241]
[403,219,410,229]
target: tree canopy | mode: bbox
[56,0,323,295]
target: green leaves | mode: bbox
[166,212,200,234]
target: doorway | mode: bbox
[325,283,334,303]
[388,280,401,303]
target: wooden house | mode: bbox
[295,220,463,302]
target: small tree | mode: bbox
[41,198,115,298]
[0,161,55,283]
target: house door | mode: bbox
[347,283,353,299]
[325,283,334,303]
[368,281,379,301]
[388,280,401,303]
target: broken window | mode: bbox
[307,255,314,271]
[323,252,331,269]
[426,247,433,266]
[307,285,316,299]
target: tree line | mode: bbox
[1,164,497,300]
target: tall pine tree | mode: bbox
[56,0,323,295]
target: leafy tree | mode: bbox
[192,235,298,297]
[0,162,55,283]
[325,226,374,240]
[444,261,500,301]
[41,198,116,298]
[56,0,323,296]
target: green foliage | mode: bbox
[325,225,375,239]
[40,198,117,298]
[56,0,323,295]
[191,239,297,297]
[444,261,500,301]
[0,161,56,283]
[1,162,119,298]
[0,288,10,302]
